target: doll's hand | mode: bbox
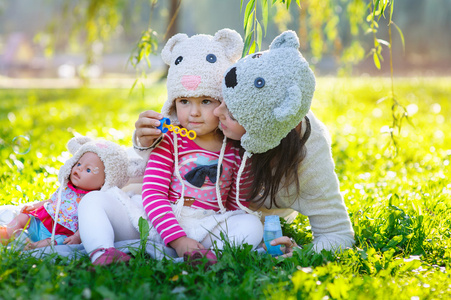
[169,236,205,257]
[24,238,53,250]
[20,200,48,213]
[263,236,300,258]
[135,110,164,147]
[63,231,81,244]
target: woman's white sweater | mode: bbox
[252,110,355,252]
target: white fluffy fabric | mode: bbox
[160,28,243,124]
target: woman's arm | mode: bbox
[272,112,355,253]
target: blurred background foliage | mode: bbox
[1,0,450,78]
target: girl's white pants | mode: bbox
[78,191,263,262]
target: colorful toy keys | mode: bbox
[157,117,197,140]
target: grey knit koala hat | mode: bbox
[222,30,316,154]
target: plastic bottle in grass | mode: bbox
[264,215,284,256]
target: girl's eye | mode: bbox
[228,112,237,121]
[180,99,188,104]
[202,99,212,104]
[87,168,91,173]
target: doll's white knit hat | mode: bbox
[160,28,243,125]
[58,136,135,190]
[222,30,316,154]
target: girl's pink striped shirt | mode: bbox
[142,132,251,245]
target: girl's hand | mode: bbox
[63,231,81,244]
[266,236,300,258]
[169,236,205,257]
[135,110,164,147]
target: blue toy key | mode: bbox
[157,117,197,140]
[157,117,171,133]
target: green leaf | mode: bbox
[392,21,405,52]
[390,0,395,21]
[249,40,256,54]
[373,52,381,69]
[256,20,263,51]
[262,0,268,34]
[244,0,256,30]
[373,0,380,19]
[128,78,139,97]
[286,0,291,10]
[244,11,254,37]
[138,216,150,242]
[242,31,254,57]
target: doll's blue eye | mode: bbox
[206,54,217,63]
[254,77,265,88]
[87,168,91,173]
[175,56,183,65]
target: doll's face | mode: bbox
[70,152,105,191]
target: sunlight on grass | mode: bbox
[1,77,450,298]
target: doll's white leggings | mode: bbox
[78,191,263,262]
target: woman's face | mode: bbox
[213,102,246,140]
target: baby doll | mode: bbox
[0,136,140,249]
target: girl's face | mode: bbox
[213,101,246,140]
[70,152,105,191]
[175,97,221,137]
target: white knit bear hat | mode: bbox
[222,30,316,155]
[160,28,243,125]
[58,136,144,190]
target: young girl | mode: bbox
[0,136,135,254]
[141,29,263,259]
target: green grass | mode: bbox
[1,77,450,299]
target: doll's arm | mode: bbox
[24,238,53,250]
[20,200,51,214]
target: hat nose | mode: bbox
[225,67,237,88]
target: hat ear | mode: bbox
[66,136,92,154]
[161,33,189,65]
[269,30,300,50]
[274,85,303,122]
[214,28,244,61]
[127,157,147,179]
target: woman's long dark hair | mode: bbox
[248,116,311,208]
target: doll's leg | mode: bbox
[4,213,30,238]
[201,213,263,250]
[78,191,139,262]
